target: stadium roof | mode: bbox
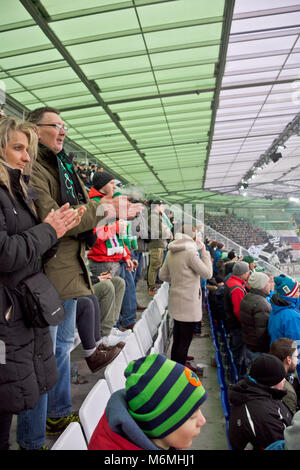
[1,0,299,208]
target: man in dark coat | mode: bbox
[228,354,293,450]
[239,272,272,366]
[17,106,142,449]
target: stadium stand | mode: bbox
[2,0,300,453]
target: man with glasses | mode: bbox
[16,107,142,450]
[270,338,300,415]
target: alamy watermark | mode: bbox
[95,202,204,240]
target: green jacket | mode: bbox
[30,147,105,300]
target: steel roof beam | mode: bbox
[0,16,224,57]
[4,92,127,184]
[232,5,300,20]
[20,0,168,192]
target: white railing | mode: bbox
[203,224,282,276]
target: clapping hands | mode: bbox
[44,203,86,238]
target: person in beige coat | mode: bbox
[159,227,213,365]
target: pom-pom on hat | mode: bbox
[248,272,270,290]
[92,170,114,190]
[274,274,299,298]
[249,353,286,386]
[124,354,207,439]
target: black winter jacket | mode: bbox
[239,288,271,352]
[228,377,292,450]
[0,169,58,414]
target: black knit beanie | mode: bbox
[92,170,114,190]
[249,353,286,386]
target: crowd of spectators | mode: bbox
[0,107,155,450]
[205,235,300,449]
[204,213,269,249]
[0,105,299,452]
[73,159,104,189]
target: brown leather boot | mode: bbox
[85,345,121,373]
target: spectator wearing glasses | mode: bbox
[270,338,300,415]
[16,107,142,450]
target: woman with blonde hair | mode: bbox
[0,117,83,450]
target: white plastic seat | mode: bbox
[142,300,161,338]
[79,379,111,443]
[161,312,169,345]
[133,317,153,355]
[161,282,170,305]
[122,332,143,364]
[159,312,169,346]
[104,350,128,393]
[152,328,164,354]
[51,422,87,450]
[154,283,169,315]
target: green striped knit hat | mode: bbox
[124,354,207,438]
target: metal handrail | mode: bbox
[203,223,282,276]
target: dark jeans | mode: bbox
[131,251,143,286]
[119,262,137,327]
[228,328,247,379]
[171,320,197,365]
[0,412,13,450]
[76,295,101,350]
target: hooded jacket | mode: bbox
[268,293,300,377]
[88,390,160,450]
[159,233,212,322]
[239,288,272,353]
[228,377,292,450]
[0,169,58,414]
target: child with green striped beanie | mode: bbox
[88,353,207,450]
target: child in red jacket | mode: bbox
[87,171,133,277]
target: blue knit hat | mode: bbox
[124,354,207,438]
[274,274,299,298]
